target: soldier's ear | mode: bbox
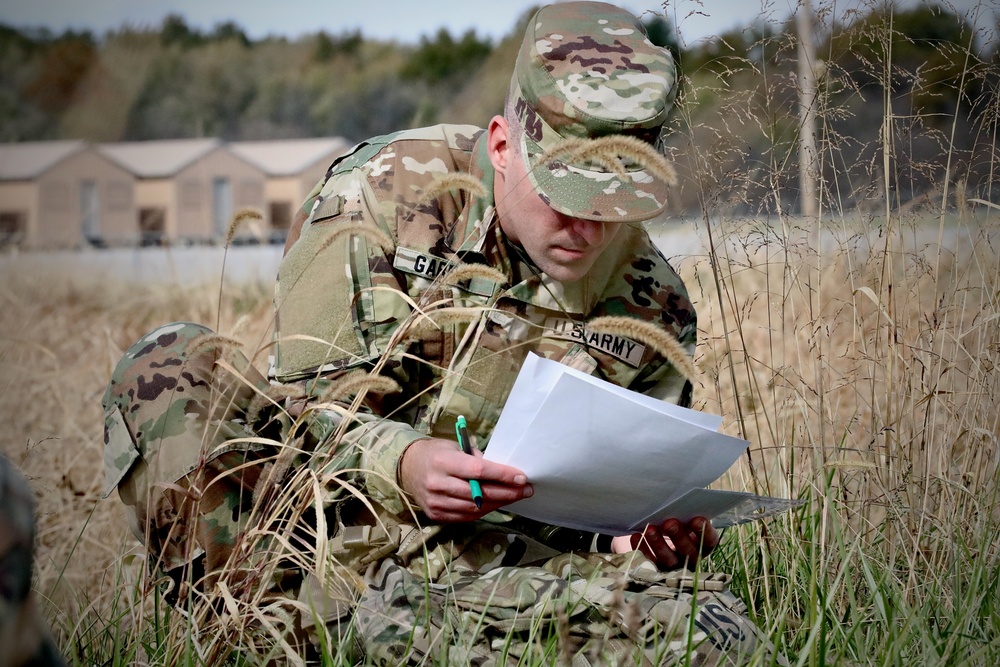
[487,115,509,174]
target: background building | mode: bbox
[228,137,352,242]
[0,141,136,249]
[98,138,267,245]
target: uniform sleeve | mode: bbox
[273,163,425,517]
[629,315,697,408]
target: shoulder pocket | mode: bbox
[102,405,140,499]
[309,195,344,224]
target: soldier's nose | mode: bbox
[568,217,605,246]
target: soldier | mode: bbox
[102,3,787,664]
[0,455,67,667]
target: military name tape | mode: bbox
[393,247,456,280]
[544,317,645,367]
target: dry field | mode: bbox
[1,207,997,664]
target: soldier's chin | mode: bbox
[543,262,591,283]
[540,254,594,283]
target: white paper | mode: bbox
[483,353,792,535]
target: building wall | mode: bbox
[2,140,348,249]
[263,177,301,209]
[34,150,135,249]
[174,148,266,243]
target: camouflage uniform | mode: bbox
[102,3,787,664]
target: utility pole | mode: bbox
[797,0,818,219]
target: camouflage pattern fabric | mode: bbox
[102,322,380,595]
[273,124,696,517]
[349,548,779,666]
[102,323,276,580]
[0,455,67,667]
[101,343,786,666]
[99,124,785,663]
[508,1,679,222]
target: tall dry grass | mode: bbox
[3,215,996,665]
[660,210,1000,662]
[0,275,275,661]
[655,0,999,660]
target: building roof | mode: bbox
[227,137,351,177]
[98,138,222,178]
[0,141,87,180]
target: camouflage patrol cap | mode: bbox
[509,1,678,222]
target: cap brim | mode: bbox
[520,133,669,223]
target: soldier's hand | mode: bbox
[611,516,719,571]
[399,438,533,522]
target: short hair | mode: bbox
[502,93,524,159]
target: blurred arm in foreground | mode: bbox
[0,455,67,667]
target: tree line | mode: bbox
[2,4,994,214]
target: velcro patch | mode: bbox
[544,317,645,367]
[310,194,344,221]
[393,246,455,280]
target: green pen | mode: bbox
[455,415,483,509]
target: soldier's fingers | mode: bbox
[430,442,528,491]
[479,461,528,487]
[422,505,480,523]
[689,517,720,557]
[459,456,528,494]
[425,489,515,522]
[661,519,703,567]
[479,480,533,504]
[638,525,680,570]
[425,476,532,520]
[629,533,659,565]
[420,485,485,520]
[429,475,528,509]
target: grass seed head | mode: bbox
[404,306,486,338]
[536,135,678,186]
[185,333,246,358]
[225,207,265,245]
[416,173,488,204]
[317,370,401,403]
[246,383,308,424]
[316,222,395,255]
[586,316,695,381]
[438,263,509,287]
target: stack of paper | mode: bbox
[483,353,801,535]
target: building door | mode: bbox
[138,207,166,245]
[0,211,27,247]
[269,200,292,244]
[212,177,232,240]
[81,180,100,244]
